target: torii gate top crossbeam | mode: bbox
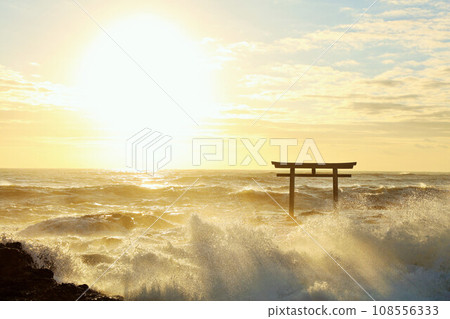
[271,161,357,169]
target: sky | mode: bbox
[0,0,449,171]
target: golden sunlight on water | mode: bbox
[1,169,448,300]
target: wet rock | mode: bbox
[0,242,122,301]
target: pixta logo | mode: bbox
[192,138,324,166]
[126,128,172,175]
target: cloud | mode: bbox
[364,79,402,87]
[335,59,360,67]
[346,102,421,114]
[0,65,75,112]
[423,81,450,89]
[211,49,448,129]
[0,66,100,147]
[219,3,449,56]
[380,8,434,18]
[381,0,431,5]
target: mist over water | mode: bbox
[0,169,449,300]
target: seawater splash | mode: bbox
[129,215,333,301]
[0,169,449,300]
[122,204,448,301]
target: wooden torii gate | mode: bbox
[271,161,357,216]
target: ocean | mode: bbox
[0,169,448,300]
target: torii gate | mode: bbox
[271,161,357,216]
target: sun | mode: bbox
[75,14,215,138]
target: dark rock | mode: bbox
[0,242,122,301]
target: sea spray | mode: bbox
[0,169,448,300]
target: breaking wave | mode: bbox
[7,196,449,301]
[1,170,449,300]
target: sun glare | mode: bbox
[75,14,215,137]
